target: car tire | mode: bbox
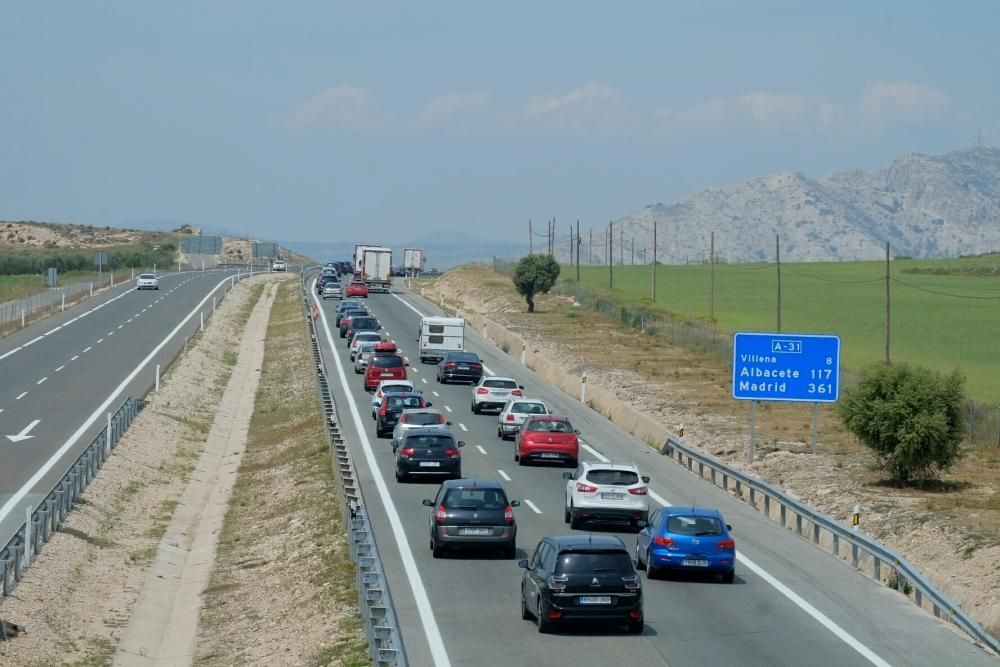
[627,620,644,635]
[536,602,551,634]
[471,402,480,414]
[395,469,407,483]
[635,543,646,571]
[520,591,532,620]
[503,544,516,559]
[431,538,444,559]
[497,425,503,439]
[722,570,735,584]
[569,505,581,530]
[646,550,660,580]
[513,449,520,463]
[563,504,570,524]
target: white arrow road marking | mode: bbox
[7,419,41,443]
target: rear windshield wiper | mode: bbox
[590,568,617,573]
[694,531,719,536]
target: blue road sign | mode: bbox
[732,332,840,403]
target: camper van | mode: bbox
[418,317,465,363]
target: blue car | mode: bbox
[635,507,735,583]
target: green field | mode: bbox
[569,256,1000,401]
[0,270,110,302]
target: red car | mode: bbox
[365,351,408,391]
[346,281,369,298]
[513,416,580,467]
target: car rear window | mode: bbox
[586,469,640,486]
[527,419,573,433]
[355,333,381,342]
[404,434,454,448]
[449,352,480,362]
[139,274,155,279]
[555,550,632,574]
[483,379,517,389]
[512,402,546,414]
[380,384,411,394]
[387,396,424,410]
[351,317,378,329]
[372,355,404,368]
[443,488,507,510]
[405,412,443,426]
[667,515,723,536]
[350,282,366,288]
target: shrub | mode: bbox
[511,254,559,312]
[838,362,965,484]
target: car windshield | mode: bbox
[358,343,376,354]
[372,355,404,368]
[586,469,640,486]
[387,396,424,410]
[512,402,546,414]
[527,419,573,433]
[350,282,366,288]
[380,384,412,395]
[404,412,442,426]
[139,274,155,279]
[447,352,480,363]
[443,488,507,510]
[667,515,723,536]
[403,434,454,448]
[555,551,632,574]
[483,379,517,389]
[351,317,378,329]
[355,333,381,343]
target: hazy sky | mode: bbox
[2,1,997,244]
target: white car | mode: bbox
[272,260,287,272]
[370,380,417,418]
[497,398,550,439]
[470,376,523,414]
[563,461,650,532]
[322,281,343,300]
[350,331,383,361]
[136,273,159,290]
[353,342,378,374]
[390,408,451,444]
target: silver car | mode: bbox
[322,281,343,300]
[390,408,451,445]
[471,376,524,414]
[354,342,378,374]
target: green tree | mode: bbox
[838,362,965,484]
[511,254,560,313]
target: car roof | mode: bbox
[663,506,723,519]
[440,478,505,490]
[525,415,570,423]
[386,391,424,400]
[547,534,627,551]
[506,398,545,405]
[377,380,414,388]
[579,460,640,473]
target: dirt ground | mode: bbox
[419,265,1000,638]
[0,221,143,248]
[0,275,277,666]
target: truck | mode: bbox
[360,246,392,292]
[353,244,379,276]
[417,316,465,363]
[403,248,425,275]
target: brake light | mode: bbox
[379,402,388,417]
[435,505,447,524]
[400,414,407,424]
[717,538,735,550]
[445,362,456,368]
[506,414,515,421]
[652,536,676,548]
[476,387,489,395]
[576,482,598,493]
[511,389,523,397]
[445,448,461,458]
[399,447,415,457]
[503,504,514,524]
[622,574,640,590]
[628,609,642,620]
[628,486,648,495]
[547,574,569,592]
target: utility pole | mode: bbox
[589,229,592,266]
[631,236,635,265]
[776,234,782,332]
[619,227,624,265]
[709,231,716,320]
[576,220,581,284]
[550,218,555,256]
[568,225,573,267]
[651,222,657,301]
[608,221,613,289]
[885,241,891,364]
[529,219,533,254]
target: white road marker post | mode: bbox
[61,293,65,311]
[520,342,526,365]
[106,412,113,455]
[580,372,587,404]
[90,283,94,297]
[21,309,25,328]
[24,505,32,567]
[213,295,216,313]
[200,312,204,331]
[155,364,160,392]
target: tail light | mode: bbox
[399,447,415,458]
[503,504,514,524]
[652,536,676,548]
[622,574,640,591]
[511,389,523,397]
[400,414,407,424]
[576,482,598,493]
[717,538,735,550]
[445,362,456,368]
[628,486,648,495]
[628,609,642,620]
[476,387,489,395]
[435,505,447,524]
[547,574,569,592]
[506,414,515,421]
[379,402,388,417]
[445,448,461,458]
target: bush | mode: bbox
[838,362,965,483]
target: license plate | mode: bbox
[419,461,440,467]
[457,365,469,370]
[540,453,560,459]
[381,373,393,377]
[600,492,626,500]
[682,559,709,567]
[578,596,612,605]
[459,528,491,536]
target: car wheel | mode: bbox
[395,469,407,483]
[635,543,646,571]
[497,425,503,439]
[722,570,735,584]
[520,590,532,620]
[471,402,480,414]
[563,504,570,524]
[536,602,551,634]
[627,620,644,635]
[646,549,660,580]
[569,505,581,530]
[431,537,444,559]
[513,449,520,463]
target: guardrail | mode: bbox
[0,396,147,597]
[301,275,407,667]
[659,435,1000,654]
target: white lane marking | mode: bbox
[71,355,79,361]
[6,419,41,443]
[96,338,104,343]
[432,391,440,397]
[459,423,468,432]
[82,347,92,353]
[0,409,3,414]
[523,499,543,514]
[581,442,610,463]
[118,324,124,329]
[36,377,47,385]
[476,445,488,455]
[24,336,44,347]
[410,367,418,373]
[44,326,62,336]
[497,469,511,481]
[16,392,27,400]
[66,317,79,324]
[126,318,132,323]
[0,347,23,362]
[444,405,453,413]
[311,282,452,667]
[646,489,891,667]
[421,378,428,384]
[482,364,495,376]
[55,365,65,372]
[404,355,410,362]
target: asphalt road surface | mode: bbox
[309,275,998,667]
[0,269,242,549]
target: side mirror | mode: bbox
[422,499,434,507]
[405,362,410,367]
[517,559,529,569]
[457,441,465,448]
[561,472,573,480]
[726,524,733,532]
[574,429,581,435]
[518,385,525,390]
[641,476,650,484]
[510,500,521,507]
[636,520,647,529]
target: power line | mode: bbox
[890,277,1000,300]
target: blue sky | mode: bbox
[1,1,997,244]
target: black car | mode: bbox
[338,308,369,337]
[316,274,336,292]
[376,392,429,437]
[346,315,380,346]
[422,479,519,558]
[436,351,484,384]
[393,427,463,482]
[519,535,643,634]
[334,300,363,326]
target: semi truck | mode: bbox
[360,246,392,292]
[403,248,425,274]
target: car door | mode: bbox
[526,541,551,604]
[638,509,660,555]
[565,465,582,508]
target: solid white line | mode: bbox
[44,326,62,336]
[36,377,47,385]
[444,405,453,413]
[66,317,79,324]
[390,292,424,317]
[0,347,22,362]
[476,444,488,455]
[482,364,495,376]
[24,336,44,346]
[71,355,79,361]
[16,392,27,400]
[459,423,468,432]
[55,365,65,372]
[311,282,451,667]
[646,489,891,667]
[523,499,543,514]
[497,469,511,481]
[581,443,610,463]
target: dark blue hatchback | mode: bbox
[636,506,735,582]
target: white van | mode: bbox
[418,317,465,363]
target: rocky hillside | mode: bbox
[578,147,1000,264]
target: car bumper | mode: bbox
[397,460,460,476]
[519,447,577,463]
[649,549,734,573]
[474,400,508,411]
[435,525,515,548]
[544,593,642,621]
[572,506,648,524]
[440,370,482,382]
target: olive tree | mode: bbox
[838,362,965,484]
[511,254,560,313]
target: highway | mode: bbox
[0,269,242,549]
[308,274,998,667]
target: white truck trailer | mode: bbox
[361,246,393,292]
[403,248,425,274]
[418,316,465,363]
